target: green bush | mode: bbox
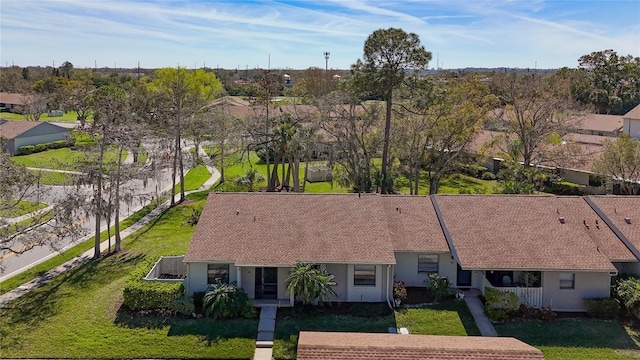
[170,296,196,316]
[122,263,184,311]
[460,164,489,178]
[538,306,557,322]
[481,171,497,181]
[484,287,518,321]
[583,298,619,319]
[546,181,585,195]
[614,277,640,320]
[425,273,451,302]
[203,282,255,319]
[18,139,72,155]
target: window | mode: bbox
[354,265,376,286]
[418,254,439,274]
[208,264,229,284]
[559,273,575,289]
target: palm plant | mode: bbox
[202,282,255,319]
[285,262,337,305]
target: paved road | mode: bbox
[0,132,207,280]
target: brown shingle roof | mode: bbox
[0,92,28,106]
[0,120,41,140]
[433,195,625,270]
[573,113,623,133]
[184,193,404,265]
[296,332,544,360]
[381,195,450,252]
[588,196,640,257]
[624,104,640,120]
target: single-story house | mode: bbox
[0,92,28,113]
[571,113,623,137]
[0,120,71,155]
[296,331,544,360]
[183,193,640,311]
[623,104,640,140]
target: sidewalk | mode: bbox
[463,289,498,337]
[0,160,220,308]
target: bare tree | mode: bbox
[592,134,640,194]
[0,149,86,272]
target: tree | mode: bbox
[578,50,640,114]
[285,262,337,305]
[351,28,431,193]
[150,68,223,205]
[489,73,580,186]
[592,133,640,195]
[317,87,383,193]
[0,149,86,272]
[394,75,496,194]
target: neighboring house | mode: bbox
[182,193,640,312]
[434,195,635,312]
[0,120,71,155]
[296,331,544,360]
[0,92,28,113]
[571,113,623,137]
[623,104,640,140]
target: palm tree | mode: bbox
[285,262,337,305]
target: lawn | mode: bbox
[495,318,640,360]
[0,111,83,123]
[0,200,48,218]
[0,191,258,358]
[173,165,211,193]
[272,301,479,359]
[12,147,127,171]
[28,169,74,185]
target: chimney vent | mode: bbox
[559,217,565,224]
[625,217,632,224]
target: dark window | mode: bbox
[418,254,439,273]
[208,264,229,284]
[559,273,575,289]
[354,265,376,286]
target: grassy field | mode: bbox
[0,200,48,218]
[0,111,82,123]
[12,147,127,171]
[272,301,480,359]
[495,319,640,360]
[173,165,211,193]
[0,191,257,359]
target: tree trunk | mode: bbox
[220,140,225,183]
[114,144,124,252]
[93,142,105,259]
[265,105,273,191]
[381,96,392,194]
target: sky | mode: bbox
[1,0,639,70]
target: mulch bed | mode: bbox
[404,286,436,305]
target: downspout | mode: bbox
[386,265,393,310]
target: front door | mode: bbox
[255,267,278,299]
[456,264,472,287]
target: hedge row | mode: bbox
[18,139,73,155]
[122,263,186,312]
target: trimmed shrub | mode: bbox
[583,298,619,319]
[393,281,407,302]
[170,296,196,316]
[18,139,72,155]
[460,164,489,179]
[122,263,184,311]
[538,306,557,322]
[481,172,497,181]
[518,304,539,319]
[546,181,585,195]
[484,287,518,321]
[203,282,255,319]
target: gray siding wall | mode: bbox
[542,271,611,311]
[393,252,456,287]
[326,263,348,302]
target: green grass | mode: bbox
[12,147,127,171]
[394,171,500,195]
[28,169,75,185]
[272,301,480,359]
[0,191,257,358]
[495,319,640,360]
[394,301,481,336]
[0,200,48,218]
[173,165,211,193]
[0,111,83,123]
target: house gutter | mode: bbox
[386,264,393,310]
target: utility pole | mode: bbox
[323,51,330,72]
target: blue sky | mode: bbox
[1,0,638,70]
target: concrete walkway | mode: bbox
[254,305,277,360]
[463,289,498,337]
[0,153,221,308]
